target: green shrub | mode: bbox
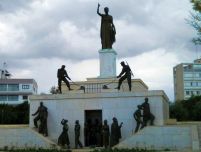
[92,148,157,152]
[0,101,29,124]
[170,95,201,121]
[8,148,71,152]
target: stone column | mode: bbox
[99,49,117,78]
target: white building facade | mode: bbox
[0,79,38,104]
[173,58,201,101]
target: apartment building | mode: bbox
[173,58,201,101]
[0,68,38,104]
[0,78,38,104]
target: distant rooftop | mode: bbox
[194,58,201,64]
[0,79,37,86]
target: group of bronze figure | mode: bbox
[32,103,123,148]
[32,98,155,149]
[56,4,132,94]
[84,117,123,148]
[32,102,48,137]
[31,4,155,149]
[57,61,132,93]
[57,119,83,149]
[133,98,155,133]
[57,116,123,148]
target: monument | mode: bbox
[0,3,199,151]
[97,3,117,78]
[28,4,170,149]
[27,3,199,151]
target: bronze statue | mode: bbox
[90,120,97,146]
[95,119,102,147]
[74,120,83,149]
[84,121,90,146]
[97,3,116,49]
[133,105,142,133]
[110,117,123,147]
[32,102,48,136]
[57,65,72,93]
[141,97,155,128]
[116,61,132,91]
[58,119,70,149]
[102,119,110,148]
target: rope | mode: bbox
[99,78,117,86]
[70,78,117,87]
[70,80,82,87]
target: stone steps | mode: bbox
[0,125,56,149]
[29,128,58,148]
[197,124,201,148]
[115,125,196,151]
[71,148,94,152]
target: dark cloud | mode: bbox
[0,0,34,13]
[0,0,195,64]
[0,0,196,100]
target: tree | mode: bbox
[50,86,59,94]
[170,95,201,121]
[188,0,201,44]
[191,0,201,11]
[0,101,29,124]
[170,102,188,121]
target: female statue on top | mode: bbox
[97,3,116,49]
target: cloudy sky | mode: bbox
[0,0,197,101]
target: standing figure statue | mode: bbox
[74,120,83,149]
[84,120,90,146]
[32,102,48,136]
[102,119,110,148]
[58,119,70,149]
[97,3,116,49]
[116,61,132,91]
[141,97,155,128]
[95,119,102,147]
[110,117,123,147]
[57,65,72,93]
[133,105,143,133]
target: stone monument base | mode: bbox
[62,78,149,93]
[0,125,57,149]
[98,49,117,78]
[115,125,200,151]
[29,90,169,147]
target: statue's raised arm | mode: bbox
[97,4,116,49]
[97,3,102,16]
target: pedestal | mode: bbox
[98,49,117,78]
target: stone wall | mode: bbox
[115,125,200,151]
[29,90,169,147]
[0,125,56,149]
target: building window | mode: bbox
[7,95,18,101]
[0,95,7,101]
[190,82,198,87]
[8,84,19,91]
[22,85,30,89]
[184,73,193,78]
[0,84,7,91]
[197,91,200,95]
[186,91,190,95]
[23,96,28,100]
[184,82,191,87]
[195,73,200,78]
[193,64,201,69]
